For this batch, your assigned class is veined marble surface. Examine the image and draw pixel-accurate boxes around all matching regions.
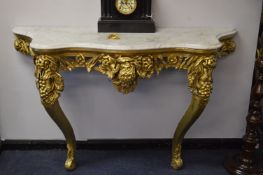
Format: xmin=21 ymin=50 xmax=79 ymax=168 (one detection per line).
xmin=13 ymin=27 xmax=237 ymax=51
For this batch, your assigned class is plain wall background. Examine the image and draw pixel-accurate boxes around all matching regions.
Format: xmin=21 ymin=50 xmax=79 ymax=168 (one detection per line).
xmin=0 ymin=0 xmax=262 ymax=140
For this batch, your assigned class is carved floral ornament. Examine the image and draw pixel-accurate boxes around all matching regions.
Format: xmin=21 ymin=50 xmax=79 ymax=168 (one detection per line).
xmin=15 ymin=37 xmax=235 ymax=105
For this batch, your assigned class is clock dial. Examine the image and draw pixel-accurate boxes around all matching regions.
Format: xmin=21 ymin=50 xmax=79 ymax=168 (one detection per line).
xmin=115 ymin=0 xmax=137 ymax=15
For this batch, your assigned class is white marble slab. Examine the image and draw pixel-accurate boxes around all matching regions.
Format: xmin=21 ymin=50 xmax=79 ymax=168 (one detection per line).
xmin=13 ymin=27 xmax=237 ymax=51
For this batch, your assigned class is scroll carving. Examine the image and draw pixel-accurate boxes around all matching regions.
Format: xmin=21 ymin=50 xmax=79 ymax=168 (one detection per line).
xmin=34 ymin=55 xmax=64 ymax=106
xmin=218 ymin=39 xmax=236 ymax=57
xmin=14 ymin=38 xmax=34 ymax=56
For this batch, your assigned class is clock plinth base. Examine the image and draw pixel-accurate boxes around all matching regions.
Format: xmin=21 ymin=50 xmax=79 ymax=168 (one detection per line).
xmin=98 ymin=18 xmax=155 ymax=33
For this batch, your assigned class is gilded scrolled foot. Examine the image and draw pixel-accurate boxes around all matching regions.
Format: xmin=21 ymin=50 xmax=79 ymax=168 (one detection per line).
xmin=171 ymin=144 xmax=183 ymax=170
xmin=65 ymin=157 xmax=76 ymax=171
xmin=64 ymin=143 xmax=76 ymax=171
xmin=171 ymin=158 xmax=183 ymax=170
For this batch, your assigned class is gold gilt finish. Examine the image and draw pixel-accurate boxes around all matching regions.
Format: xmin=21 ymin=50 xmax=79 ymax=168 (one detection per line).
xmin=218 ymin=39 xmax=236 ymax=57
xmin=34 ymin=55 xmax=76 ymax=170
xmin=34 ymin=55 xmax=64 ymax=106
xmin=59 ymin=53 xmax=217 ymax=95
xmin=14 ymin=37 xmax=34 ymax=56
xmin=44 ymin=101 xmax=76 ymax=170
xmin=14 ymin=36 xmax=236 ymax=171
xmin=107 ymin=33 xmax=121 ymax=40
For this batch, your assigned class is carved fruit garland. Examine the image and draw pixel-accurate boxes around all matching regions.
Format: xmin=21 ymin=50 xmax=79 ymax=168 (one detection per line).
xmin=34 ymin=55 xmax=64 ymax=105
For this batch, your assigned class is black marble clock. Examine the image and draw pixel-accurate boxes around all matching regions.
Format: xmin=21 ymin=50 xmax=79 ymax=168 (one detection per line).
xmin=98 ymin=0 xmax=155 ymax=33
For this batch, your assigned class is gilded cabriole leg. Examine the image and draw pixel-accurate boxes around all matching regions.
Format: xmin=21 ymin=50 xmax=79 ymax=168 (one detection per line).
xmin=34 ymin=55 xmax=76 ymax=171
xmin=171 ymin=55 xmax=216 ymax=170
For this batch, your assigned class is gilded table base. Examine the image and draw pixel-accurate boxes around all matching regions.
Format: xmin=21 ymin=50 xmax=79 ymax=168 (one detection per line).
xmin=15 ymin=36 xmax=236 ymax=171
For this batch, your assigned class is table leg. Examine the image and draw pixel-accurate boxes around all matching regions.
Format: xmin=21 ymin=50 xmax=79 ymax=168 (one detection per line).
xmin=171 ymin=55 xmax=216 ymax=170
xmin=34 ymin=55 xmax=76 ymax=170
xmin=44 ymin=101 xmax=76 ymax=170
xmin=171 ymin=96 xmax=209 ymax=169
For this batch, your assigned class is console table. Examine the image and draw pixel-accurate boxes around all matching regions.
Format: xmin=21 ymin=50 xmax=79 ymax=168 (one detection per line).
xmin=13 ymin=27 xmax=237 ymax=171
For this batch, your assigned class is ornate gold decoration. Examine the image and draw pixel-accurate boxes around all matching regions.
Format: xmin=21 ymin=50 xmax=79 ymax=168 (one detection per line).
xmin=14 ymin=35 xmax=236 ymax=171
xmin=34 ymin=55 xmax=64 ymax=106
xmin=84 ymin=54 xmax=160 ymax=94
xmin=14 ymin=38 xmax=34 ymax=56
xmin=14 ymin=37 xmax=220 ymax=96
xmin=60 ymin=53 xmax=216 ymax=95
xmin=218 ymin=39 xmax=236 ymax=57
xmin=108 ymin=33 xmax=120 ymax=40
xmin=187 ymin=55 xmax=216 ymax=101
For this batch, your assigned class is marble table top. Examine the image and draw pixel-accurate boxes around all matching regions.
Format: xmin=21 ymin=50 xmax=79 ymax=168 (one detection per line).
xmin=13 ymin=27 xmax=237 ymax=51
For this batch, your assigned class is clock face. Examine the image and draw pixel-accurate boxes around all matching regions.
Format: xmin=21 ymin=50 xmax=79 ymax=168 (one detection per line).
xmin=115 ymin=0 xmax=137 ymax=15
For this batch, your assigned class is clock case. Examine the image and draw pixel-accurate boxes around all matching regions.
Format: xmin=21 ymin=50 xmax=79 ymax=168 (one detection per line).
xmin=98 ymin=0 xmax=155 ymax=33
